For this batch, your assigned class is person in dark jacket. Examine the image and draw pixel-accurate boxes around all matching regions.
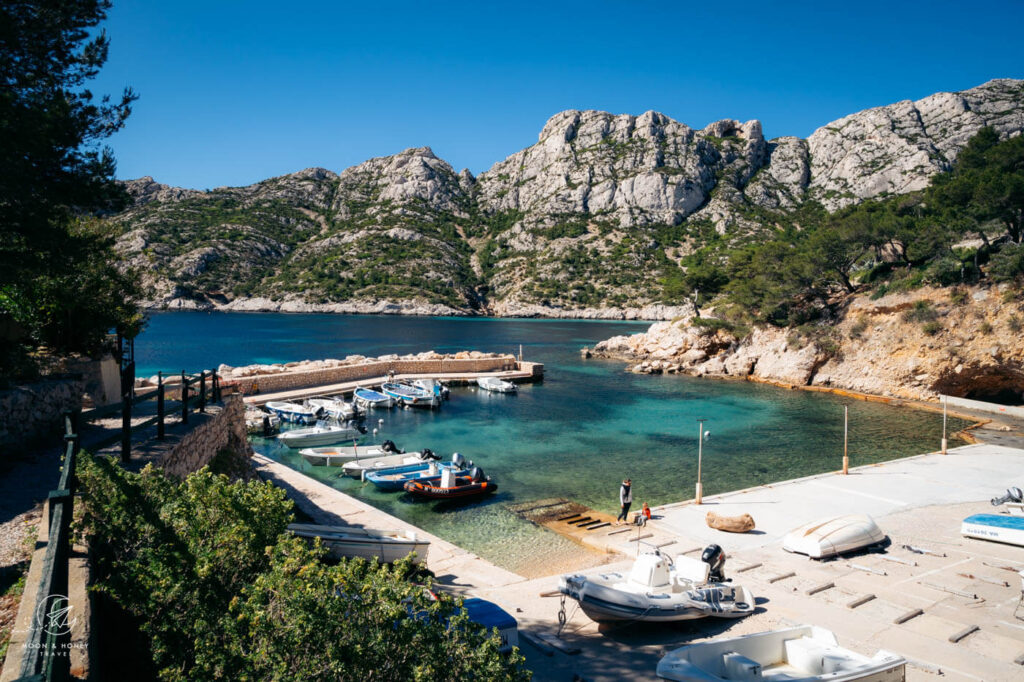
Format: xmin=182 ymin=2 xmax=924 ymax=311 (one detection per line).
xmin=616 ymin=478 xmax=632 ymax=523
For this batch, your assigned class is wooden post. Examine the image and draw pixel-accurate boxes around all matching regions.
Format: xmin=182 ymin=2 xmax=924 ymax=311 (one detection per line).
xmin=181 ymin=371 xmax=189 ymax=424
xmin=212 ymin=370 xmax=221 ymax=402
xmin=941 ymin=396 xmax=948 ymax=454
xmin=199 ymin=370 xmax=207 ymax=413
xmin=696 ymin=418 xmax=707 ymax=504
xmin=157 ymin=372 xmax=165 ymax=440
xmin=121 ymin=365 xmax=131 ymax=464
xmin=842 ymin=405 xmax=849 ymax=475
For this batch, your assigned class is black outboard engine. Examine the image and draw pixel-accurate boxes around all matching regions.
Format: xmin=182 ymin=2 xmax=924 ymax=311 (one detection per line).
xmin=421 ymin=448 xmax=440 ymax=461
xmin=357 ymin=423 xmax=368 ymax=434
xmin=992 ymin=487 xmax=1024 ymax=506
xmin=701 ymin=544 xmax=727 ymax=583
xmin=381 ymin=440 xmax=398 ymax=454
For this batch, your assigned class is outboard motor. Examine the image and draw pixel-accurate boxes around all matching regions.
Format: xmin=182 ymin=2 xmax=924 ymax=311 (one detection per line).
xmin=992 ymin=487 xmax=1024 ymax=506
xmin=381 ymin=440 xmax=398 ymax=453
xmin=422 ymin=448 xmax=440 ymax=461
xmin=452 ymin=452 xmax=466 ymax=469
xmin=357 ymin=423 xmax=368 ymax=434
xmin=470 ymin=466 xmax=485 ymax=483
xmin=701 ymin=544 xmax=727 ymax=583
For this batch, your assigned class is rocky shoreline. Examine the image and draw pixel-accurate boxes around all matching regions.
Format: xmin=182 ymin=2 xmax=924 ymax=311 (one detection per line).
xmin=584 ymin=285 xmax=1024 ymax=405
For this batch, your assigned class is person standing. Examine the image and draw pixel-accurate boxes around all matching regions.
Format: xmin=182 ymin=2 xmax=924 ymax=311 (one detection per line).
xmin=617 ymin=478 xmax=632 ymax=524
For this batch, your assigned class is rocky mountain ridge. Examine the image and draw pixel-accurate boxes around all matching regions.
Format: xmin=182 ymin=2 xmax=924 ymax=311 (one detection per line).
xmin=113 ymin=79 xmax=1024 ymax=317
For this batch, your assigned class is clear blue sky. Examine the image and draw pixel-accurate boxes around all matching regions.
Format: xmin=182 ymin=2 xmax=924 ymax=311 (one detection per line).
xmin=91 ymin=0 xmax=1024 ymax=190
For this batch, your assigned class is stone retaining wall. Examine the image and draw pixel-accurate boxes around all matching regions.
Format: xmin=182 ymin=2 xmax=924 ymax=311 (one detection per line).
xmin=231 ymin=356 xmax=518 ymax=395
xmin=159 ymin=394 xmax=251 ymax=478
xmin=0 ymin=375 xmax=84 ymax=452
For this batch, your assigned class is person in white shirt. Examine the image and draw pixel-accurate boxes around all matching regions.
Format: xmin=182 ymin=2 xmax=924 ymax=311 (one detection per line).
xmin=616 ymin=478 xmax=632 ymax=523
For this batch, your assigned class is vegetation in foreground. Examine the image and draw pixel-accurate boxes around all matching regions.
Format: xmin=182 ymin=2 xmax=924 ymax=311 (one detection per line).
xmin=74 ymin=454 xmax=530 ymax=681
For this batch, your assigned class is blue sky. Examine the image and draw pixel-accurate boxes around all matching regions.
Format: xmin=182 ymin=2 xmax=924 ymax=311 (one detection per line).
xmin=92 ymin=0 xmax=1024 ymax=189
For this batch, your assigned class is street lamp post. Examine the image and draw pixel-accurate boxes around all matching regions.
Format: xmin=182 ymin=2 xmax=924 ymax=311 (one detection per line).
xmin=696 ymin=418 xmax=707 ymax=504
xmin=942 ymin=395 xmax=948 ymax=455
xmin=843 ymin=405 xmax=849 ymax=475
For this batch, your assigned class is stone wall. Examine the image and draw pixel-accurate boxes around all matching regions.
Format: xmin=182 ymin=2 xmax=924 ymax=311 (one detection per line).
xmin=0 ymin=375 xmax=84 ymax=451
xmin=229 ymin=356 xmax=518 ymax=395
xmin=159 ymin=394 xmax=251 ymax=478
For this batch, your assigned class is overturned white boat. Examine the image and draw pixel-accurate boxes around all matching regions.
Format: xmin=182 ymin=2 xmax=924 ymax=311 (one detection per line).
xmin=656 ymin=625 xmax=905 ymax=681
xmin=287 ymin=523 xmax=428 ymax=564
xmin=783 ymin=514 xmax=887 ymax=559
xmin=308 ymin=397 xmax=357 ymax=421
xmin=558 ymin=545 xmax=755 ymax=623
xmin=299 ymin=440 xmax=403 ymax=466
xmin=477 ymin=376 xmax=517 ymax=393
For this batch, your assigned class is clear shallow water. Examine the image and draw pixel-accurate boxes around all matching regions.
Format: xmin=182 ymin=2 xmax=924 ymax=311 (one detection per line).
xmin=137 ymin=312 xmax=971 ymax=575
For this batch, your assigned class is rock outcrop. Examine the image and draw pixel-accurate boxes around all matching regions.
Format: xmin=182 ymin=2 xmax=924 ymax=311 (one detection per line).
xmin=112 ymin=79 xmax=1024 ymax=318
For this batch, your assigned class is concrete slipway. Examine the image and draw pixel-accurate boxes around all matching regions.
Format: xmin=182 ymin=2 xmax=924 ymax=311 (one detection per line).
xmin=254 ymin=443 xmax=1024 ymax=681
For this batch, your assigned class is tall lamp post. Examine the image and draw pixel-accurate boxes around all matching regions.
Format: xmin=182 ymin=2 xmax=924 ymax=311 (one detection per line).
xmin=696 ymin=418 xmax=707 ymax=504
xmin=842 ymin=405 xmax=849 ymax=475
xmin=941 ymin=395 xmax=948 ymax=455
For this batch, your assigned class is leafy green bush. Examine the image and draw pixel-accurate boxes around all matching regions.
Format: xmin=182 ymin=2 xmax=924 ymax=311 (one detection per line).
xmin=902 ymin=300 xmax=938 ymax=323
xmin=922 ymin=321 xmax=942 ymax=336
xmin=988 ymin=243 xmax=1024 ymax=283
xmin=75 ymin=455 xmax=528 ymax=681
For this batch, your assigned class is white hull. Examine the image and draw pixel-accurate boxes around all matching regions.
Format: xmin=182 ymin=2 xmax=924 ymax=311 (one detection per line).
xmin=299 ymin=445 xmax=394 ymax=466
xmin=288 ymin=523 xmax=428 ymax=564
xmin=961 ymin=514 xmax=1024 ymax=547
xmin=353 ymin=388 xmax=394 ymax=409
xmin=342 ymin=452 xmax=428 ymax=478
xmin=657 ymin=625 xmax=905 ymax=681
xmin=277 ymin=426 xmax=362 ymax=448
xmin=265 ymin=401 xmax=318 ymax=425
xmin=308 ymin=398 xmax=356 ymax=420
xmin=477 ymin=377 xmax=517 ymax=393
xmin=783 ymin=514 xmax=886 ymax=559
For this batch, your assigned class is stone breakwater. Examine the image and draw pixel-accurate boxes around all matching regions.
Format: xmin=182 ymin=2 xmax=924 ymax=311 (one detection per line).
xmin=585 ymin=285 xmax=1024 ymax=404
xmin=160 ymin=394 xmax=252 ymax=479
xmin=141 ymin=352 xmax=524 ymax=396
xmin=0 ymin=376 xmax=84 ymax=451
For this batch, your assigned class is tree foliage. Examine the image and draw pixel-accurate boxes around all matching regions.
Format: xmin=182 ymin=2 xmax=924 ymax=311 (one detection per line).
xmin=75 ymin=455 xmax=530 ymax=681
xmin=0 ymin=0 xmax=141 ymax=375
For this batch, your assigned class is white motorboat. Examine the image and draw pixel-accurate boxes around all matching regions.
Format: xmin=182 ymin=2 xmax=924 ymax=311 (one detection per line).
xmin=411 ymin=378 xmax=449 ymax=400
xmin=342 ymin=449 xmax=437 ymax=479
xmin=558 ymin=545 xmax=755 ymax=623
xmin=381 ymin=382 xmax=439 ymax=408
xmin=277 ymin=424 xmax=364 ymax=448
xmin=308 ymin=397 xmax=357 ymax=421
xmin=245 ymin=409 xmax=280 ymax=435
xmin=477 ymin=376 xmax=517 ymax=393
xmin=299 ymin=440 xmax=403 ymax=466
xmin=353 ymin=386 xmax=394 ymax=409
xmin=783 ymin=514 xmax=887 ymax=559
xmin=287 ymin=523 xmax=428 ymax=564
xmin=265 ymin=400 xmax=318 ymax=425
xmin=961 ymin=513 xmax=1024 ymax=547
xmin=656 ymin=625 xmax=905 ymax=681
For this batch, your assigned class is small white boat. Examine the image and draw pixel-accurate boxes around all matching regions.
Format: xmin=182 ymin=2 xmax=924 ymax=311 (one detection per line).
xmin=265 ymin=401 xmax=318 ymax=425
xmin=961 ymin=513 xmax=1024 ymax=547
xmin=411 ymin=378 xmax=449 ymax=400
xmin=245 ymin=409 xmax=280 ymax=435
xmin=299 ymin=440 xmax=402 ymax=466
xmin=558 ymin=546 xmax=755 ymax=623
xmin=477 ymin=376 xmax=517 ymax=393
xmin=656 ymin=625 xmax=905 ymax=681
xmin=342 ymin=450 xmax=436 ymax=479
xmin=277 ymin=424 xmax=364 ymax=448
xmin=287 ymin=523 xmax=428 ymax=564
xmin=353 ymin=386 xmax=394 ymax=409
xmin=381 ymin=382 xmax=439 ymax=408
xmin=783 ymin=514 xmax=887 ymax=559
xmin=308 ymin=397 xmax=357 ymax=421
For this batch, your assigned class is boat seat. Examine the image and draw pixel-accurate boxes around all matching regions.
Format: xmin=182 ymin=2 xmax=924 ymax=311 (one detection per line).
xmin=674 ymin=555 xmax=710 ymax=585
xmin=722 ymin=651 xmax=762 ymax=678
xmin=783 ymin=636 xmax=838 ymax=675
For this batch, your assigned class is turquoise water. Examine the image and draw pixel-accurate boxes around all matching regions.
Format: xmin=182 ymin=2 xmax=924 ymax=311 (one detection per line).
xmin=137 ymin=312 xmax=971 ymax=575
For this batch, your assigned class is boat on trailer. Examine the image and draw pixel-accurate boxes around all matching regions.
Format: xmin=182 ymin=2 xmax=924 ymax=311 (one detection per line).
xmin=656 ymin=625 xmax=905 ymax=681
xmin=558 ymin=545 xmax=755 ymax=624
xmin=477 ymin=376 xmax=517 ymax=393
xmin=299 ymin=440 xmax=402 ymax=466
xmin=353 ymin=387 xmax=394 ymax=409
xmin=265 ymin=401 xmax=318 ymax=425
xmin=308 ymin=397 xmax=357 ymax=421
xmin=287 ymin=523 xmax=428 ymax=564
xmin=277 ymin=424 xmax=364 ymax=448
xmin=381 ymin=382 xmax=439 ymax=408
xmin=961 ymin=513 xmax=1024 ymax=547
xmin=783 ymin=514 xmax=887 ymax=559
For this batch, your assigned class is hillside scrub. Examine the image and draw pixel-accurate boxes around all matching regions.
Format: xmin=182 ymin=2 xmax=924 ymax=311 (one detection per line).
xmin=75 ymin=454 xmax=530 ymax=681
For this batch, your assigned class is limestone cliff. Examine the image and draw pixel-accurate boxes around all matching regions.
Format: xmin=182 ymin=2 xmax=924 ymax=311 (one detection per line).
xmin=113 ymin=79 xmax=1024 ymax=318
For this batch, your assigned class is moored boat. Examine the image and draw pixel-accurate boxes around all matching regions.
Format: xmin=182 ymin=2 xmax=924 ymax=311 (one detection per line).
xmin=342 ymin=450 xmax=437 ymax=479
xmin=308 ymin=397 xmax=357 ymax=421
xmin=783 ymin=514 xmax=887 ymax=559
xmin=961 ymin=513 xmax=1024 ymax=547
xmin=476 ymin=376 xmax=517 ymax=393
xmin=558 ymin=545 xmax=755 ymax=624
xmin=656 ymin=625 xmax=906 ymax=681
xmin=287 ymin=523 xmax=428 ymax=564
xmin=299 ymin=440 xmax=402 ymax=466
xmin=265 ymin=400 xmax=318 ymax=425
xmin=411 ymin=378 xmax=449 ymax=400
xmin=245 ymin=409 xmax=280 ymax=435
xmin=364 ymin=453 xmax=469 ymax=491
xmin=277 ymin=424 xmax=364 ymax=448
xmin=381 ymin=382 xmax=439 ymax=408
xmin=353 ymin=386 xmax=394 ymax=409
xmin=404 ymin=466 xmax=498 ymax=500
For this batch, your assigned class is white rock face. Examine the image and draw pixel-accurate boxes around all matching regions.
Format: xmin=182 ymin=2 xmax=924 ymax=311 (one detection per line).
xmin=332 ymin=147 xmax=467 ymax=216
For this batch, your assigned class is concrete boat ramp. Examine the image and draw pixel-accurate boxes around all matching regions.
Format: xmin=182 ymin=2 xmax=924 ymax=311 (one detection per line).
xmin=252 ymin=444 xmax=1024 ymax=681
